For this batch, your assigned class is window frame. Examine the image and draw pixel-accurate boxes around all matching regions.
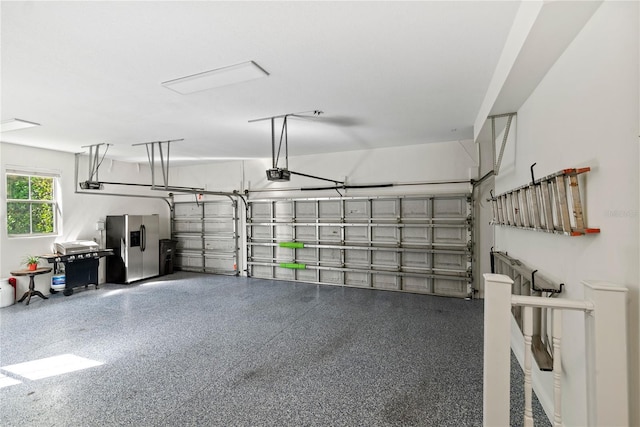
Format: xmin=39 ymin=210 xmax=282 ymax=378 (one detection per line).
xmin=5 ymin=171 xmax=60 ymax=238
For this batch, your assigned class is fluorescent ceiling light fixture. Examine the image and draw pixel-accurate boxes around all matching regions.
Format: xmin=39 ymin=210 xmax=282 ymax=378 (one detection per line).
xmin=162 ymin=61 xmax=269 ymax=94
xmin=0 ymin=373 xmax=22 ymax=389
xmin=2 ymin=354 xmax=103 ymax=380
xmin=1 ymin=118 xmax=40 ymax=132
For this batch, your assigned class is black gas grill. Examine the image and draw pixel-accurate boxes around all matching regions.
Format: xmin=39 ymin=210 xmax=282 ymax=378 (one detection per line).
xmin=40 ymin=241 xmax=112 ymax=296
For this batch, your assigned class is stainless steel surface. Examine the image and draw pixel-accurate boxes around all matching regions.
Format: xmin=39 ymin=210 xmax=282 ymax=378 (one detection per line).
xmin=54 ymin=240 xmax=99 ymax=255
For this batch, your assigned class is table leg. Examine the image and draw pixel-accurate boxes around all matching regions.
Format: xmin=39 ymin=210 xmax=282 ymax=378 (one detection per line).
xmin=19 ymin=275 xmax=48 ymax=305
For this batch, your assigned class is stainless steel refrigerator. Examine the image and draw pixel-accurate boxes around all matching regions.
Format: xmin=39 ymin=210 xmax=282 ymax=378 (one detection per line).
xmin=106 ymin=214 xmax=159 ymax=283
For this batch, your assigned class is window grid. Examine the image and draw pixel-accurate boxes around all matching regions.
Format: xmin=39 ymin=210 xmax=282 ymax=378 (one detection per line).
xmin=6 ymin=173 xmax=58 ymax=236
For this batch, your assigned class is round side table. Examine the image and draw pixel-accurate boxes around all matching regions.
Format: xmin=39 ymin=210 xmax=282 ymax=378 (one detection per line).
xmin=10 ymin=267 xmax=53 ymax=305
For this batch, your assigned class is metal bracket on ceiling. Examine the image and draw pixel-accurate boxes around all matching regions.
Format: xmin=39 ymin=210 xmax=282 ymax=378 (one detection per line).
xmin=247 ymin=110 xmax=345 ymax=185
xmin=80 ymin=143 xmax=112 ymax=183
xmin=248 ymin=110 xmax=324 ymax=170
xmin=489 ymin=112 xmax=516 ymax=176
xmin=132 ymin=139 xmax=184 ymax=189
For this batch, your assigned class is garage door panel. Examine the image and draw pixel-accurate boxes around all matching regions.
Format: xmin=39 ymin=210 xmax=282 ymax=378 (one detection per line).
xmin=295 ymin=225 xmax=316 ymax=240
xmin=345 ymin=249 xmax=369 ymax=266
xmin=274 ymin=201 xmax=293 ymax=220
xmin=433 ymin=227 xmax=466 ymax=245
xmin=251 ymin=265 xmax=273 ymax=279
xmin=372 ymin=251 xmax=398 ymax=267
xmin=296 ymin=248 xmax=317 ymax=262
xmin=275 ymin=246 xmax=293 ymax=261
xmin=174 ymin=203 xmax=201 ymax=218
xmin=319 ymin=201 xmax=341 ymax=220
xmin=372 ymin=199 xmax=399 ymax=219
xmin=174 ymin=222 xmax=202 ymax=233
xmin=250 ymin=202 xmax=272 ymax=219
xmin=345 ymin=200 xmax=369 ymax=220
xmin=372 ymin=227 xmax=398 ymax=243
xmin=204 ymin=203 xmax=234 ymax=217
xmin=319 ymin=248 xmax=340 ymax=263
xmin=345 ymin=227 xmax=368 ymax=242
xmin=434 ymin=278 xmax=468 ymax=298
xmin=295 ymin=201 xmax=317 ymax=219
xmin=401 ymin=227 xmax=430 ymax=244
xmin=176 ymin=254 xmax=203 ymax=269
xmin=403 ymin=276 xmax=431 ymax=293
xmin=320 ymin=270 xmax=342 ymax=284
xmin=176 ymin=237 xmax=201 ymax=251
xmin=345 ymin=272 xmax=369 ymax=287
xmin=401 ymin=199 xmax=430 ymax=218
xmin=204 ymin=239 xmax=235 ymax=252
xmin=204 ymin=221 xmax=234 ymax=233
xmin=205 ymin=256 xmax=235 ymax=272
xmin=250 ymin=225 xmax=272 ymax=240
xmin=275 ymin=267 xmax=295 ymax=280
xmin=433 ymin=198 xmax=467 ymax=218
xmin=373 ymin=274 xmax=399 ymax=290
xmin=319 ymin=226 xmax=341 ymax=241
xmin=434 ymin=253 xmax=467 ymax=271
xmin=250 ymin=245 xmax=272 ymax=259
xmin=403 ymin=252 xmax=432 ymax=268
xmin=296 ymin=269 xmax=317 ymax=282
xmin=274 ymin=225 xmax=293 ymax=241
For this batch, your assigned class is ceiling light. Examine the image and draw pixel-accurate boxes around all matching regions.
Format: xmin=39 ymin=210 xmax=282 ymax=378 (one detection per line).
xmin=0 ymin=118 xmax=40 ymax=132
xmin=162 ymin=61 xmax=269 ymax=94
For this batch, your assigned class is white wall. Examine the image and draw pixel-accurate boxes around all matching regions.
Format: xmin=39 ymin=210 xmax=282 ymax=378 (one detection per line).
xmin=494 ymin=2 xmax=639 ymax=425
xmin=0 ymin=142 xmax=172 ymax=297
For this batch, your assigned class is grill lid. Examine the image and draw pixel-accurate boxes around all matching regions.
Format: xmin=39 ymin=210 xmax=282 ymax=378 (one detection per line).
xmin=55 ymin=240 xmax=99 ymax=255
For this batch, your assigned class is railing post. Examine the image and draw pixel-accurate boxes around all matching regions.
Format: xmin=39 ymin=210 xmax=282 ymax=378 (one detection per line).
xmin=483 ymin=273 xmax=514 ymax=427
xmin=583 ymin=280 xmax=629 ymax=426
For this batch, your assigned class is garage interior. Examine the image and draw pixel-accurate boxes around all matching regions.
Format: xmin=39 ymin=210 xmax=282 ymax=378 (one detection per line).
xmin=0 ymin=1 xmax=638 ymax=426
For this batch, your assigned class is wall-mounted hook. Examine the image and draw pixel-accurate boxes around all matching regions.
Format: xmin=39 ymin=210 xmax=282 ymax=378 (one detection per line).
xmin=531 ymin=269 xmax=563 ymax=294
xmin=530 ymin=163 xmax=538 ymax=185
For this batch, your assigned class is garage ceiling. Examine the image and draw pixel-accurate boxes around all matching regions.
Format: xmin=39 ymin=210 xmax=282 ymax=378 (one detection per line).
xmin=1 ymin=1 xmax=520 ymax=164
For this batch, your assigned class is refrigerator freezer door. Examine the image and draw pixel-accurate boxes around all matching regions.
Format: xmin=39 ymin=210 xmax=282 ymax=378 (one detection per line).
xmin=142 ymin=215 xmax=160 ymax=279
xmin=125 ymin=215 xmax=144 ymax=283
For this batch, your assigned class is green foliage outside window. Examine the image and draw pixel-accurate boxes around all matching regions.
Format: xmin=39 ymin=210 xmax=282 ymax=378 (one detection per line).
xmin=6 ymin=174 xmax=56 ymax=236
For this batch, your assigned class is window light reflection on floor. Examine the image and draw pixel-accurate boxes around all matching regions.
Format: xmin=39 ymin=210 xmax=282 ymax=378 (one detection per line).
xmin=0 ymin=373 xmax=22 ymax=388
xmin=1 ymin=354 xmax=103 ymax=380
xmin=100 ymin=289 xmax=127 ymax=297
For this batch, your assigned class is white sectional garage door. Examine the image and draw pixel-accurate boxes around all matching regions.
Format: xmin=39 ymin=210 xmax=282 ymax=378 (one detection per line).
xmin=246 ymin=195 xmax=473 ymax=298
xmin=172 ymin=200 xmax=239 ymax=275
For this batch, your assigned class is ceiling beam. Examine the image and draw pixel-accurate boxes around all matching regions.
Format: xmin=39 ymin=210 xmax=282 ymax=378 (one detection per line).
xmin=474 ymin=0 xmax=603 ymax=142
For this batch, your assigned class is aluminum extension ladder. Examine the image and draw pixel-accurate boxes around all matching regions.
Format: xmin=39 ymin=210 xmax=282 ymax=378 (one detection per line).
xmin=489 ymin=166 xmax=600 ymax=236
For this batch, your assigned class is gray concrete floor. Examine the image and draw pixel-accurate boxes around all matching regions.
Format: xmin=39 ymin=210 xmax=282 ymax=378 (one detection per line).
xmin=0 ymin=272 xmax=548 ymax=426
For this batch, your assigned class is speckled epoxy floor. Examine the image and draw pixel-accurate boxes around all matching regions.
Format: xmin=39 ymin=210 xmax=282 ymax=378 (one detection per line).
xmin=0 ymin=272 xmax=549 ymax=426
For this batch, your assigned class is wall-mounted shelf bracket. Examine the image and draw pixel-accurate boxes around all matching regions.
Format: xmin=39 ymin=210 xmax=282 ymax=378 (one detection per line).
xmin=489 ymin=112 xmax=516 ymax=176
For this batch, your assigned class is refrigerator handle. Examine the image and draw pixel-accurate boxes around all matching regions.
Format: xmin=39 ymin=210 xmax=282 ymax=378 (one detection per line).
xmin=141 ymin=224 xmax=146 ymax=252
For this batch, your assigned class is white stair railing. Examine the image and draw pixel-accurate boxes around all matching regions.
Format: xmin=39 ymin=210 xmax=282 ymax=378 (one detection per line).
xmin=483 ymin=273 xmax=629 ymax=427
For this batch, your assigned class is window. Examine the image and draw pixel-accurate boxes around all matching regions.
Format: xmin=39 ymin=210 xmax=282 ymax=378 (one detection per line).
xmin=6 ymin=173 xmax=58 ymax=236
